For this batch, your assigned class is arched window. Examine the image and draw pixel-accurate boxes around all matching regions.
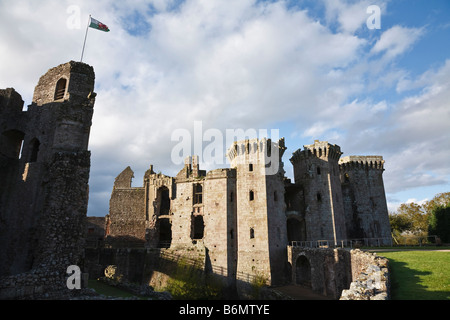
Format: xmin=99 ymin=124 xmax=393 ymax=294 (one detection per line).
xmin=249 ymin=190 xmax=254 ymax=201
xmin=250 ymin=228 xmax=255 ymax=239
xmin=54 ymin=78 xmax=67 ymax=100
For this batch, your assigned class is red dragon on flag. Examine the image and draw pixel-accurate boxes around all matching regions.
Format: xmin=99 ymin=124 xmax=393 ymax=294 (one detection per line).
xmin=89 ymin=17 xmax=110 ymax=32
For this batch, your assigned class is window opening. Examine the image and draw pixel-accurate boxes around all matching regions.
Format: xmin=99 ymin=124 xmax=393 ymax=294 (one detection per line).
xmin=191 ymin=215 xmax=204 ymax=239
xmin=194 ymin=183 xmax=203 ymax=204
xmin=158 ymin=186 xmax=170 ymax=215
xmin=54 ymin=78 xmax=67 ymax=100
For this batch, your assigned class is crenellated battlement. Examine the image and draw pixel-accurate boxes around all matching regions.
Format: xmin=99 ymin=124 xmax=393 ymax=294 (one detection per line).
xmin=290 ymin=140 xmax=342 ymax=164
xmin=226 ymin=137 xmax=286 ymax=165
xmin=339 ymin=156 xmax=385 ymax=170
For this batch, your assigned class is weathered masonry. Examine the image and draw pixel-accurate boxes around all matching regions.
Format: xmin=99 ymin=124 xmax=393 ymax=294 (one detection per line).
xmin=0 ymin=61 xmax=96 ymax=299
xmin=104 ymin=138 xmax=391 ymax=287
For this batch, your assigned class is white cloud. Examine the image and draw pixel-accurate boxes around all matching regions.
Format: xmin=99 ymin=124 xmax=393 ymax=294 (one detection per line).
xmin=371 ymin=25 xmax=424 ymax=60
xmin=1 ymin=0 xmax=448 ymax=216
xmin=322 ymin=0 xmax=386 ymax=33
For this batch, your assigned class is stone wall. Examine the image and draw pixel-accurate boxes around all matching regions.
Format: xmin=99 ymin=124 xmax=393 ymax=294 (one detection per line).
xmin=288 ymin=247 xmax=390 ymax=300
xmin=340 ymin=249 xmax=390 ymax=300
xmin=0 ymin=151 xmax=92 ymax=299
xmin=108 ymin=188 xmax=146 ymax=241
xmin=84 ymin=246 xmax=208 ymax=290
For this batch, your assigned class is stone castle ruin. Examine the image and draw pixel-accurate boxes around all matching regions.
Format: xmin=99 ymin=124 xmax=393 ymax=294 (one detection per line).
xmin=0 ymin=60 xmax=391 ymax=299
xmin=102 ymin=137 xmax=391 ymax=288
xmin=0 ymin=61 xmax=95 ymax=299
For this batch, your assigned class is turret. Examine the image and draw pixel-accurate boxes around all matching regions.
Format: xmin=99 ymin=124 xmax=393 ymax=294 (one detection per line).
xmin=339 ymin=156 xmax=391 ymax=244
xmin=0 ymin=61 xmax=95 ymax=297
xmin=290 ymin=140 xmax=347 ymax=244
xmin=226 ymin=138 xmax=287 ymax=285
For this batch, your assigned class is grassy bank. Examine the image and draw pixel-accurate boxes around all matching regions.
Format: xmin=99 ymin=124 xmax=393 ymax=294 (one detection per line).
xmin=378 ymin=250 xmax=450 ymax=300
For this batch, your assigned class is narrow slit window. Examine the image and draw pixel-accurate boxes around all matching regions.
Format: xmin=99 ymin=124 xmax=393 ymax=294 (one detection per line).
xmin=249 ymin=190 xmax=254 ymax=201
xmin=317 ymin=193 xmax=322 ymax=202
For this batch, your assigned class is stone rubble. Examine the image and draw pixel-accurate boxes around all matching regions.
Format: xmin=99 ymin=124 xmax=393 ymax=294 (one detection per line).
xmin=340 ymin=250 xmax=390 ymax=300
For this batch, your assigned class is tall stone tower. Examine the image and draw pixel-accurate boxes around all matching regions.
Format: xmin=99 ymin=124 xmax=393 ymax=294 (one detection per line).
xmin=290 ymin=140 xmax=346 ymax=244
xmin=0 ymin=61 xmax=95 ymax=298
xmin=227 ymin=138 xmax=287 ymax=285
xmin=339 ymin=156 xmax=391 ymax=244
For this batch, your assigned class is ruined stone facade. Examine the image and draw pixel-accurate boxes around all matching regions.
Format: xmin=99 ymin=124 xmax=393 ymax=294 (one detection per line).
xmin=0 ymin=61 xmax=95 ymax=299
xmin=105 ymin=138 xmax=391 ymax=286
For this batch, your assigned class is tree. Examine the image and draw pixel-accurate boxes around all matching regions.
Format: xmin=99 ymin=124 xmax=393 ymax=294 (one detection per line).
xmin=389 ymin=211 xmax=412 ymax=233
xmin=423 ymin=192 xmax=450 ymax=215
xmin=394 ymin=202 xmax=429 ymax=235
xmin=428 ymin=205 xmax=450 ymax=243
xmin=389 ymin=192 xmax=450 ymax=242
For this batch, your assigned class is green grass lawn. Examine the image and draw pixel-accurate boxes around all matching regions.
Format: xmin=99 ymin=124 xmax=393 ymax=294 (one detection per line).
xmin=378 ymin=251 xmax=450 ymax=300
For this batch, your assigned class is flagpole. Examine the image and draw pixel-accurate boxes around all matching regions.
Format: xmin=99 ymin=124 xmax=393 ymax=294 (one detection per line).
xmin=80 ymin=15 xmax=91 ymax=62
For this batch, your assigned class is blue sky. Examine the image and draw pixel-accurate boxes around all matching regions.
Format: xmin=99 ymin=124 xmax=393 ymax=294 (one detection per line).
xmin=0 ymin=0 xmax=449 ymax=216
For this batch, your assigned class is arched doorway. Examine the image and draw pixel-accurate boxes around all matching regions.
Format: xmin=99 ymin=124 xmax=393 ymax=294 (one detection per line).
xmin=296 ymin=255 xmax=312 ymax=288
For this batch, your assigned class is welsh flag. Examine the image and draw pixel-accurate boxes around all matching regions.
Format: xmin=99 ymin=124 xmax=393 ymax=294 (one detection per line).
xmin=89 ymin=17 xmax=110 ymax=32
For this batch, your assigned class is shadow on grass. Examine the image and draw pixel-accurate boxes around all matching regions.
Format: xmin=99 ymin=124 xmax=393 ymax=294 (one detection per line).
xmin=388 ymin=258 xmax=449 ymax=300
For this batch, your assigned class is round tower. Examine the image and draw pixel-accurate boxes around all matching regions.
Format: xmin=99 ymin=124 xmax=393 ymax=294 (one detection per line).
xmin=339 ymin=156 xmax=391 ymax=244
xmin=30 ymin=61 xmax=96 ymax=157
xmin=290 ymin=140 xmax=347 ymax=244
xmin=226 ymin=138 xmax=288 ymax=285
